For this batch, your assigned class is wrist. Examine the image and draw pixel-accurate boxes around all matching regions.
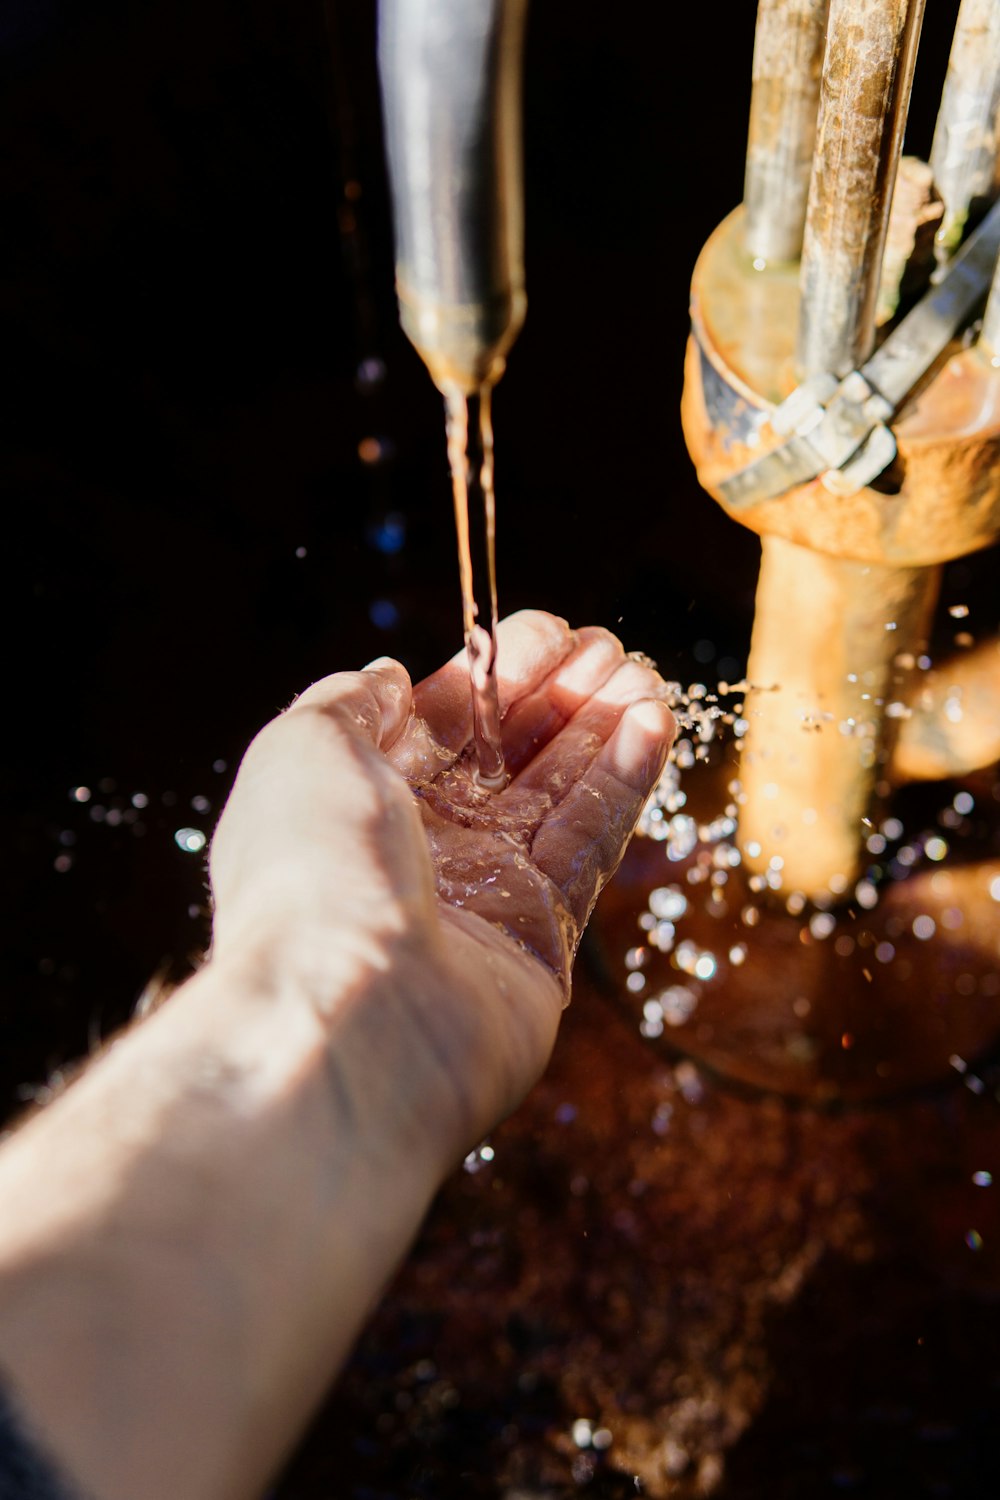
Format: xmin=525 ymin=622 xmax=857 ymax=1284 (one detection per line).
xmin=201 ymin=919 xmax=469 ymax=1180
xmin=0 ymin=934 xmax=459 ymax=1500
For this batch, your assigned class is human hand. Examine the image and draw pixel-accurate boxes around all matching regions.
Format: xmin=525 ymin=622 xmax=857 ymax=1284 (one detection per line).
xmin=209 ymin=610 xmax=675 ymax=1154
xmin=0 ymin=613 xmax=675 ymax=1500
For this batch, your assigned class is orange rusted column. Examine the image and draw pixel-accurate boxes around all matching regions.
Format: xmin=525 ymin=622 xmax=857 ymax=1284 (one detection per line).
xmin=682 ymin=208 xmax=1000 ymax=900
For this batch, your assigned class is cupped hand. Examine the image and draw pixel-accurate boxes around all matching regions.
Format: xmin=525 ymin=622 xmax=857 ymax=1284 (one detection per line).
xmin=209 ymin=611 xmax=675 ymax=1151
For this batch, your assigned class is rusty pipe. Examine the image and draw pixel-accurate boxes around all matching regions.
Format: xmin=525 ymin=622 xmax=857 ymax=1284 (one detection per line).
xmin=930 ymin=0 xmax=1000 ymax=258
xmin=743 ymin=0 xmax=830 ymax=265
xmin=737 ymin=537 xmax=938 ymax=896
xmin=894 ymin=636 xmax=1000 ymax=782
xmin=797 ymin=0 xmax=926 ymax=378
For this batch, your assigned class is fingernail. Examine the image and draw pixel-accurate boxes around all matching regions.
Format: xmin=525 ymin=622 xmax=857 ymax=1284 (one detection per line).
xmin=627 ymin=698 xmax=677 ymax=780
xmin=631 ymin=696 xmax=676 ymax=741
xmin=362 ymin=655 xmax=397 ymax=672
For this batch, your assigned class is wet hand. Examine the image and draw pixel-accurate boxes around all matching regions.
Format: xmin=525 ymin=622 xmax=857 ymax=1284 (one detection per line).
xmin=209 ymin=611 xmax=675 ymax=1149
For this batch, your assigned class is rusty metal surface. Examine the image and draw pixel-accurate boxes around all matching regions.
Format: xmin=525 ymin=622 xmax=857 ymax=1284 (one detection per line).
xmin=797 ymin=0 xmax=927 ymax=378
xmin=736 ymin=536 xmax=939 ymax=895
xmin=895 ymin=635 xmax=1000 ymax=782
xmin=684 ymin=209 xmax=1000 ymax=568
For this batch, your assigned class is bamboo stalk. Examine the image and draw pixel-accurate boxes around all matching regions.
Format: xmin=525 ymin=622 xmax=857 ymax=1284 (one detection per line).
xmin=977 ymin=245 xmax=1000 ymax=356
xmin=797 ymin=0 xmax=926 ymax=378
xmin=930 ymin=0 xmax=1000 ymax=257
xmin=743 ymin=0 xmax=830 ymax=264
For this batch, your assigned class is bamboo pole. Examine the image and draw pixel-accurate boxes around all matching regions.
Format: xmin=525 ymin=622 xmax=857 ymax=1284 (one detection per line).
xmin=797 ymin=0 xmax=926 ymax=378
xmin=978 ymin=247 xmax=1000 ymax=356
xmin=930 ymin=0 xmax=1000 ymax=257
xmin=743 ymin=0 xmax=830 ymax=264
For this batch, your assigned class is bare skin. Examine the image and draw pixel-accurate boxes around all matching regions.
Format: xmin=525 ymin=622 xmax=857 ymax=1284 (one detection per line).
xmin=0 ymin=610 xmax=674 ymax=1500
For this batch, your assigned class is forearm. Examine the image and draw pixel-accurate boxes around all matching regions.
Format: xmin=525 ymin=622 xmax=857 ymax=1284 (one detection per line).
xmin=0 ymin=943 xmax=451 ymax=1500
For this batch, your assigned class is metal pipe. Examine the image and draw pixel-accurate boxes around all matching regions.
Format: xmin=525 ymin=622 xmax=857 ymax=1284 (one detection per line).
xmin=377 ymin=0 xmax=529 ymax=394
xmin=930 ymin=0 xmax=1000 ymax=258
xmin=743 ymin=0 xmax=830 ymax=265
xmin=797 ymin=0 xmax=926 ymax=379
xmin=738 ymin=536 xmax=939 ymax=899
xmin=893 ymin=635 xmax=1000 ymax=783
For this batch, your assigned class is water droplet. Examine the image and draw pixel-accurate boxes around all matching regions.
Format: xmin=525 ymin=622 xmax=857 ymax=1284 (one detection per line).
xmin=358 ymin=435 xmax=395 ymax=466
xmin=70 ymin=786 xmax=91 ymax=803
xmin=953 ymin=791 xmax=974 ymax=816
xmin=949 ymin=604 xmax=969 ymax=619
xmin=855 ymin=880 xmax=878 ymax=910
xmin=367 ymin=511 xmax=407 ymax=555
xmin=973 ymin=1171 xmax=992 ymax=1187
xmin=965 ymin=1229 xmax=983 ymax=1251
xmin=912 ymin=915 xmax=936 ymax=941
xmin=369 ymin=598 xmax=399 ymax=630
xmin=355 ymin=355 xmax=387 ymax=392
xmin=661 ymin=985 xmax=698 ymax=1025
xmin=649 ymin=886 xmax=687 ymax=921
xmin=174 ymin=827 xmax=206 ymax=854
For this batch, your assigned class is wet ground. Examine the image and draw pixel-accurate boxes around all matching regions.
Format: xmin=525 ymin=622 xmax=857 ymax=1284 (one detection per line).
xmin=283 ymin=959 xmax=1000 ymax=1499
xmin=5 ymin=1 xmax=1000 ymax=1496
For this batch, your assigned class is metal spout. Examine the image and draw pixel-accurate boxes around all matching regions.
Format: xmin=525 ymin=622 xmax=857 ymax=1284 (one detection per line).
xmin=377 ymin=0 xmax=528 ymax=395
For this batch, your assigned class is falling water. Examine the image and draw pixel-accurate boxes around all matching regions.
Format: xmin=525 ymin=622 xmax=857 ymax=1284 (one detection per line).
xmin=443 ymin=383 xmax=507 ymax=789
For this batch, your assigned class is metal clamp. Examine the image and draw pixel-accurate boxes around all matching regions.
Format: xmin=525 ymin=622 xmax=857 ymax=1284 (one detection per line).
xmin=719 ymin=194 xmax=1000 ymax=509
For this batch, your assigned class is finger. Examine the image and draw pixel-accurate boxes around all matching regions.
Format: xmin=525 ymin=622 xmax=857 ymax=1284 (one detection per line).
xmin=411 ymin=610 xmax=577 ymax=756
xmin=511 ymin=655 xmax=672 ymax=800
xmin=499 ymin=626 xmax=626 ymax=776
xmin=531 ymin=698 xmax=675 ymax=933
xmin=286 ymin=657 xmax=413 ymax=750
